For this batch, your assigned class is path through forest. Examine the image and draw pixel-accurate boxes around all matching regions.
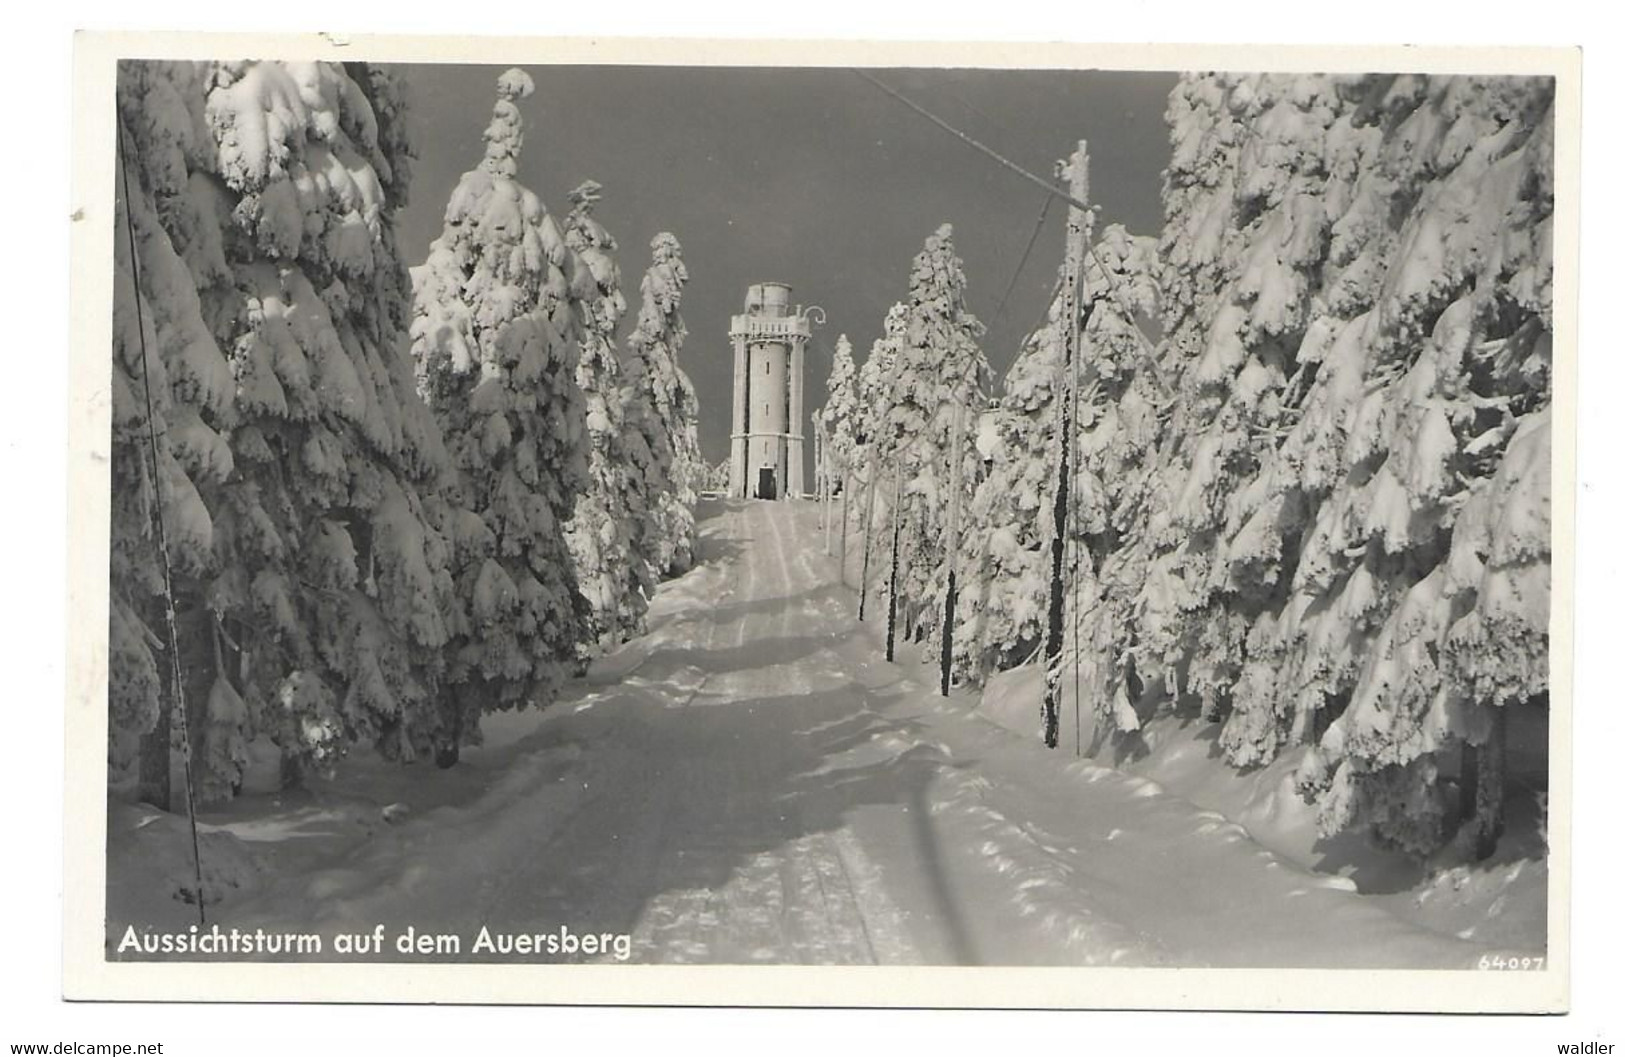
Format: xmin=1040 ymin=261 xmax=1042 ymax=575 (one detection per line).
xmin=187 ymin=499 xmax=1494 ymax=967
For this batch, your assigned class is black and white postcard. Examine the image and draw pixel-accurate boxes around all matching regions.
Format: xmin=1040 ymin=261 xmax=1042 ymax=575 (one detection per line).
xmin=64 ymin=33 xmax=1577 ymax=1011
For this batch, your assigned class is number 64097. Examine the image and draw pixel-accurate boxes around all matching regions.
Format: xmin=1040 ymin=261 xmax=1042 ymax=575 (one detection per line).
xmin=1477 ymin=954 xmax=1545 ymax=970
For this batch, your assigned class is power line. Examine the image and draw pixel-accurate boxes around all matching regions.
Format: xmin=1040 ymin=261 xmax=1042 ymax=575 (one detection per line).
xmin=989 ymin=194 xmax=1055 ymax=332
xmin=939 ymin=81 xmax=1002 ymax=132
xmin=852 ymin=69 xmax=1171 ymax=396
xmin=851 ymin=70 xmax=1093 ymax=214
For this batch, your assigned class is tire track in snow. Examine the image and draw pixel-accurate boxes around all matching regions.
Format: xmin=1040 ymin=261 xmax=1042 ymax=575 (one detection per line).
xmin=624 ymin=502 xmax=921 ymax=965
xmin=757 ymin=502 xmax=921 ymax=964
xmin=617 ymin=506 xmax=757 ymax=960
xmin=478 ymin=506 xmax=750 ymax=953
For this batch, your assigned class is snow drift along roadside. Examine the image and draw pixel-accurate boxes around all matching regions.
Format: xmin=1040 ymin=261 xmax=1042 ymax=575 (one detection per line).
xmin=974 ymin=665 xmax=1546 ymax=952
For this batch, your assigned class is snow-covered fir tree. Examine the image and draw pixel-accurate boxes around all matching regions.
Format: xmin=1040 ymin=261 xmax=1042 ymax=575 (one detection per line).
xmin=623 ymin=232 xmax=701 ymax=578
xmin=1285 ymin=75 xmax=1555 ymax=856
xmin=111 ymin=60 xmax=461 ymax=798
xmin=560 ymin=179 xmax=657 ymax=653
xmin=706 ymin=457 xmax=731 ymax=494
xmin=111 ymin=63 xmax=237 ymax=802
xmin=857 ymin=305 xmax=907 ymax=451
xmin=816 ymin=334 xmax=861 ymax=495
xmin=954 ymin=223 xmax=1163 ymax=693
xmin=849 ymin=303 xmax=908 ymax=613
xmin=1074 ymin=73 xmax=1555 ymax=856
xmin=884 ymin=225 xmax=990 ymax=658
xmin=938 ymin=76 xmax=1550 ymax=860
xmin=410 ymin=68 xmax=594 ymax=763
xmin=1137 ymin=73 xmax=1356 ymax=759
xmin=957 ymin=322 xmax=1060 ymax=681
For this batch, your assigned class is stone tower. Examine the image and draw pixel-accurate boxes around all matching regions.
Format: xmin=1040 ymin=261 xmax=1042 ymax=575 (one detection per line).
xmin=729 ymin=282 xmax=811 ymax=500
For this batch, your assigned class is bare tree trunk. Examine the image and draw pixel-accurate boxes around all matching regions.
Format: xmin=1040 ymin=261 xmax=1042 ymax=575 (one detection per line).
xmin=434 ymin=703 xmax=465 ymax=770
xmin=1459 ymin=736 xmax=1480 ymax=829
xmin=137 ymin=696 xmax=172 ymax=811
xmin=279 ymin=748 xmax=304 ymax=791
xmin=1470 ymin=707 xmax=1508 ymax=861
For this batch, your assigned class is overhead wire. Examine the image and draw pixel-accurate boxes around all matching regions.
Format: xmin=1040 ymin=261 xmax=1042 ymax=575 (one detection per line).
xmin=989 ymin=194 xmax=1055 ymax=333
xmin=852 ymin=68 xmax=1173 ymax=396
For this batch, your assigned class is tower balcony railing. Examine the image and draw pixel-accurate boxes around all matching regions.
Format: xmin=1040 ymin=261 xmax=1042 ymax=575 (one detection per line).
xmin=729 ymin=314 xmax=813 ymax=340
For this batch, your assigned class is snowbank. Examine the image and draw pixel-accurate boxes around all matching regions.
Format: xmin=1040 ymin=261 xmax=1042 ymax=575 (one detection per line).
xmin=106 ymin=800 xmax=267 ymax=939
xmin=974 ymin=665 xmax=1546 ymax=950
xmin=978 ymin=668 xmax=1329 ymax=868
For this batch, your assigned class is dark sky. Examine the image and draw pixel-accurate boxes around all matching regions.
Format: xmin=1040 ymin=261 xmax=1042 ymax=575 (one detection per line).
xmin=392 ymin=64 xmax=1178 ymax=469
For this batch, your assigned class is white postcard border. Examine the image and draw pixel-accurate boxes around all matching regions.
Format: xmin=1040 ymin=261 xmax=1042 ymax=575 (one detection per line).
xmin=64 ymin=31 xmax=1580 ymax=1011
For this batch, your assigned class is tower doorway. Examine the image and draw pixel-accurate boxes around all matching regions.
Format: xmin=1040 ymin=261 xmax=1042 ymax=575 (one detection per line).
xmin=757 ymin=467 xmax=777 ymax=500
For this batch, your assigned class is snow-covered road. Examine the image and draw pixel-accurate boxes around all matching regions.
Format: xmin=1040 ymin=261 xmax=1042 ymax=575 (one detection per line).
xmin=204 ymin=498 xmax=1492 ymax=968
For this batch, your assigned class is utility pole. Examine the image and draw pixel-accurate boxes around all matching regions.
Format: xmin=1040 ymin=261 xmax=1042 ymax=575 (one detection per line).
xmin=812 ymin=412 xmax=822 ymax=514
xmin=824 ymin=464 xmax=834 ymax=554
xmin=838 ymin=468 xmax=851 ymax=587
xmin=815 ymin=413 xmax=831 ymax=554
xmin=940 ymin=396 xmax=967 ymax=696
xmin=885 ymin=450 xmax=906 ymax=662
xmin=1042 ymin=141 xmax=1092 ymax=750
xmin=858 ymin=453 xmax=879 ymax=619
